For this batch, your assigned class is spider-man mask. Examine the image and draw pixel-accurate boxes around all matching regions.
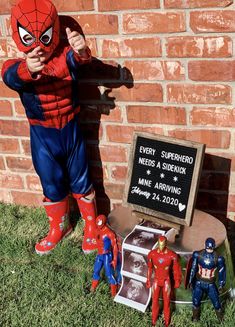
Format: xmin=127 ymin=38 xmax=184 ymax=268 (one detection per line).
xmin=96 ymin=215 xmax=107 ymax=229
xmin=11 ymin=0 xmax=60 ymax=53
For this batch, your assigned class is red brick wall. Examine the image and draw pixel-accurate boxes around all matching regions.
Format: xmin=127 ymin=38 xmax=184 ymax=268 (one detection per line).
xmin=0 ymin=0 xmax=235 ymax=221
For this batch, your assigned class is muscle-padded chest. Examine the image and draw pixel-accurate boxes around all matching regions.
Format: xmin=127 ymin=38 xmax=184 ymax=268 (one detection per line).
xmin=153 ymin=254 xmax=172 ymax=270
xmin=20 ymin=48 xmax=80 ymax=128
xmin=198 ymin=252 xmax=217 ymax=270
xmin=97 ymin=233 xmax=112 ymax=253
xmin=34 ymin=54 xmax=73 ymax=109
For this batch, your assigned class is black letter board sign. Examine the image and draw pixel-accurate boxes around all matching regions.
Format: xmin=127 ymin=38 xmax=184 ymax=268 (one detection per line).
xmin=124 ymin=132 xmax=205 ymax=226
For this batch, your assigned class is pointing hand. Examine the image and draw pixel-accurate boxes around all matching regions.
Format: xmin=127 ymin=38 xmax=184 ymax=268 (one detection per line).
xmin=66 ymin=27 xmax=87 ymax=55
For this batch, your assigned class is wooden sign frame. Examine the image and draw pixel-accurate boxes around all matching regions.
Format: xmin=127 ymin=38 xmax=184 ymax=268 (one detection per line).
xmin=123 ymin=132 xmax=205 ymax=227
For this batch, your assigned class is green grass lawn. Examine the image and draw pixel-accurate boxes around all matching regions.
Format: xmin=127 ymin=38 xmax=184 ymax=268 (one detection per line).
xmin=0 ymin=202 xmax=234 ymax=327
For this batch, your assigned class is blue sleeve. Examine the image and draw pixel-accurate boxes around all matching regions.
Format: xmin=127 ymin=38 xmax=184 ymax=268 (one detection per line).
xmin=189 ymin=251 xmax=199 ymax=284
xmin=66 ymin=47 xmax=91 ymax=80
xmin=66 ymin=49 xmax=81 ymax=80
xmin=217 ymin=256 xmax=226 ymax=287
xmin=2 ymin=61 xmax=25 ymax=91
xmin=103 ymin=236 xmax=112 ymax=252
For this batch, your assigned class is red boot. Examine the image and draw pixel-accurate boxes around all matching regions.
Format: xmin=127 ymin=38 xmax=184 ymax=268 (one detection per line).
xmin=90 ymin=279 xmax=99 ymax=292
xmin=73 ymin=190 xmax=97 ymax=253
xmin=35 ymin=197 xmax=72 ymax=255
xmin=110 ymin=284 xmax=117 ymax=297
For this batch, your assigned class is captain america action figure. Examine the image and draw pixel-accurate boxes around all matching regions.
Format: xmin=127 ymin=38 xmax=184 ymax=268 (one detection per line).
xmin=188 ymin=237 xmax=226 ymax=322
xmin=2 ymin=0 xmax=98 ymax=255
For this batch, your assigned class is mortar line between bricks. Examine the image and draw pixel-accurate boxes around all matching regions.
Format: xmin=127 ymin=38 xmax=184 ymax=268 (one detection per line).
xmin=231 ymin=71 xmax=235 ymax=107
xmin=229 ymin=132 xmax=235 ymax=152
xmin=165 ymin=124 xmax=235 ymax=131
xmin=0 ymin=135 xmax=30 ymax=140
xmin=120 ymin=103 xmax=127 ymax=123
xmin=231 ymin=35 xmax=235 ymax=57
xmin=1 ymin=153 xmax=32 ymax=159
xmin=185 ymin=5 xmax=190 ymax=32
xmin=185 ymin=105 xmax=191 ymax=127
xmin=61 ymin=9 xmax=186 ymax=14
xmin=118 ymin=9 xmax=124 ymax=36
xmin=164 ymin=7 xmax=235 ymax=12
xmin=95 ymin=38 xmax=102 ymax=58
xmin=103 ymin=122 xmax=235 ymax=132
xmin=86 ymin=32 xmax=235 ymax=39
xmin=92 ymin=32 xmax=235 ymax=36
xmin=93 ymin=0 xmax=98 ymax=12
xmin=80 ymin=8 xmax=235 ymax=14
xmin=111 ymin=162 xmax=127 ymax=170
xmin=88 ymin=100 xmax=234 ymax=106
xmin=229 ymin=172 xmax=235 ymax=186
xmin=2 ymin=155 xmax=7 ymax=170
xmin=22 ymin=174 xmax=28 ymax=190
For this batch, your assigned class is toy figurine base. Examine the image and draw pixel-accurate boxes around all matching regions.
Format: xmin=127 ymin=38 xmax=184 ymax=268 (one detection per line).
xmin=108 ymin=206 xmax=235 ymax=305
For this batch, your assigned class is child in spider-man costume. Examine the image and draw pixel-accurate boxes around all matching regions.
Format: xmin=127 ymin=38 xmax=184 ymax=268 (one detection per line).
xmin=90 ymin=215 xmax=118 ymax=297
xmin=2 ymin=0 xmax=98 ymax=255
xmin=146 ymin=236 xmax=182 ymax=327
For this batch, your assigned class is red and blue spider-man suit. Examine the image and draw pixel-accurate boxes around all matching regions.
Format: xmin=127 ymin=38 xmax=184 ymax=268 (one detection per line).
xmin=91 ymin=215 xmax=118 ymax=297
xmin=2 ymin=0 xmax=97 ymax=255
xmin=146 ymin=236 xmax=182 ymax=327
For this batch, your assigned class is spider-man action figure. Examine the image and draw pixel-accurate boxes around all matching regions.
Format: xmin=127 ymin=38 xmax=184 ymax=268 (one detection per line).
xmin=187 ymin=237 xmax=226 ymax=322
xmin=146 ymin=236 xmax=182 ymax=327
xmin=2 ymin=0 xmax=97 ymax=254
xmin=90 ymin=215 xmax=118 ymax=297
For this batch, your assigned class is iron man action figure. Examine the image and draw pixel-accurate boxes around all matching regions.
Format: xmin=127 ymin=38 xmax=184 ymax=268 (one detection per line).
xmin=91 ymin=215 xmax=118 ymax=297
xmin=146 ymin=235 xmax=182 ymax=327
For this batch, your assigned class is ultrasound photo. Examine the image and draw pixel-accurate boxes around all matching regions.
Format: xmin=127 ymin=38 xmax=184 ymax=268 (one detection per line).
xmin=125 ymin=229 xmax=158 ymax=250
xmin=118 ymin=277 xmax=149 ymax=305
xmin=141 ymin=220 xmax=170 ymax=231
xmin=115 ymin=222 xmax=169 ymax=312
xmin=123 ymin=250 xmax=148 ymax=277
